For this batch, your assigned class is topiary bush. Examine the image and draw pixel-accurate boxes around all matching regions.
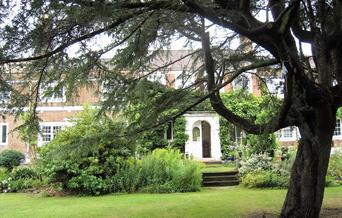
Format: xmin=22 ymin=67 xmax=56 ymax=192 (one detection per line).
xmin=0 ymin=150 xmax=25 ymax=170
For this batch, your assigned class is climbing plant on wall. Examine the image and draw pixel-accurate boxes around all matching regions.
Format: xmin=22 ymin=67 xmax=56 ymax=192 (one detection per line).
xmin=219 ymin=91 xmax=280 ymax=159
xmin=136 ymin=116 xmax=188 ymax=155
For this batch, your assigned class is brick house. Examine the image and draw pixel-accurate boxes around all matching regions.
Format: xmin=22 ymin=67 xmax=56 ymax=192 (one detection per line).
xmin=0 ymin=50 xmax=341 ymax=161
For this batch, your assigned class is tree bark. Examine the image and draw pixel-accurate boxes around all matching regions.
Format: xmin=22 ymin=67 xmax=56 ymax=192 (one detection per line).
xmin=281 ymin=105 xmax=336 ymax=217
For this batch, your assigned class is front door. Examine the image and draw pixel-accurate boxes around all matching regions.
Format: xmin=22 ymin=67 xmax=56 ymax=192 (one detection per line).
xmin=201 ymin=121 xmax=211 ymax=158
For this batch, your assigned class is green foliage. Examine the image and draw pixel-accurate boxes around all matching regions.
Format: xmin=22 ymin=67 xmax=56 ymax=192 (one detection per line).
xmin=110 ymin=160 xmax=142 ymax=193
xmin=11 ymin=166 xmax=39 ymax=180
xmin=38 ymin=107 xmax=134 ymax=195
xmin=327 ymin=150 xmax=342 ymax=186
xmin=136 ymin=116 xmax=188 ymax=154
xmin=169 ymin=117 xmax=188 ymax=150
xmin=336 ymin=107 xmax=342 ymax=119
xmin=0 ymin=150 xmax=25 ymax=170
xmin=219 ymin=118 xmax=236 ymax=159
xmin=1 ymin=166 xmax=41 ymax=193
xmin=18 ymin=110 xmax=39 ymax=162
xmin=0 ymin=167 xmax=8 ymax=179
xmin=140 ymin=149 xmax=202 ymax=193
xmin=325 ymin=176 xmax=339 ymax=187
xmin=5 ymin=177 xmax=42 ymax=193
xmin=112 ymin=149 xmax=202 ymax=193
xmin=246 ymin=134 xmax=278 ymax=157
xmin=242 ymin=171 xmax=289 ymax=188
xmin=219 ymin=91 xmax=280 ymax=159
xmin=239 ymin=153 xmax=273 ymax=176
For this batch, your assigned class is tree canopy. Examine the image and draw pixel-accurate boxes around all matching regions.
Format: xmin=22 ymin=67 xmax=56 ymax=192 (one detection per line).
xmin=0 ymin=1 xmax=341 ymax=217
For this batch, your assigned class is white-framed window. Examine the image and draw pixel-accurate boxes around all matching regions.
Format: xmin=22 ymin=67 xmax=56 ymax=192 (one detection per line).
xmin=333 ymin=119 xmax=341 ymax=137
xmin=38 ymin=122 xmax=69 ymax=146
xmin=277 ymin=127 xmax=297 ymax=141
xmin=0 ymin=123 xmax=8 ymax=146
xmin=39 ymin=82 xmax=65 ymax=103
xmin=192 ymin=127 xmax=200 ymax=142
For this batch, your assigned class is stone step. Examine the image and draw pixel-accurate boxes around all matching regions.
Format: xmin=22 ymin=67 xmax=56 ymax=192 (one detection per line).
xmin=203 ymin=175 xmax=238 ymax=181
xmin=203 ymin=161 xmax=223 ymax=165
xmin=202 ymin=171 xmax=239 ymax=177
xmin=202 ymin=180 xmax=240 ymax=187
xmin=202 ymin=170 xmax=240 ymax=187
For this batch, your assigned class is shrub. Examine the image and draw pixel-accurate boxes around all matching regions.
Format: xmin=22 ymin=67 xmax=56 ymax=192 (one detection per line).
xmin=140 ymin=149 xmax=202 ymax=193
xmin=92 ymin=149 xmax=202 ymax=194
xmin=0 ymin=167 xmax=8 ymax=181
xmin=111 ymin=161 xmax=142 ymax=193
xmin=242 ymin=171 xmax=289 ymax=188
xmin=239 ymin=153 xmax=273 ymax=176
xmin=11 ymin=166 xmax=38 ymax=180
xmin=246 ymin=134 xmax=278 ymax=157
xmin=37 ymin=108 xmax=134 ymax=195
xmin=0 ymin=150 xmax=25 ymax=170
xmin=6 ymin=177 xmax=42 ymax=192
xmin=327 ymin=151 xmax=342 ymax=186
xmin=136 ymin=116 xmax=188 ymax=155
xmin=325 ymin=176 xmax=338 ymax=187
xmin=0 ymin=166 xmax=42 ymax=193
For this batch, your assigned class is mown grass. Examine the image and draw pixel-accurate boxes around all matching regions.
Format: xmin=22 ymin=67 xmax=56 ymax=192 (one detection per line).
xmin=0 ymin=186 xmax=341 ymax=218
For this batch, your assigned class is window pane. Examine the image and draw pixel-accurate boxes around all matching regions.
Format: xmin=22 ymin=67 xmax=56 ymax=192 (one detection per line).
xmin=334 ymin=120 xmax=341 ymax=136
xmin=41 ymin=126 xmax=52 ymax=142
xmin=42 ymin=134 xmax=51 ymax=142
xmin=283 ymin=127 xmax=293 ymax=138
xmin=193 ymin=127 xmax=200 ymax=141
xmin=42 ymin=126 xmax=51 ymax=134
xmin=1 ymin=125 xmax=7 ymax=143
xmin=53 ymin=126 xmax=62 ymax=134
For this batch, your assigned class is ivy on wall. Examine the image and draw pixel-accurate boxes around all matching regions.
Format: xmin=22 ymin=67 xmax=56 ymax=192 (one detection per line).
xmin=136 ymin=116 xmax=188 ymax=154
xmin=218 ymin=91 xmax=280 ymax=159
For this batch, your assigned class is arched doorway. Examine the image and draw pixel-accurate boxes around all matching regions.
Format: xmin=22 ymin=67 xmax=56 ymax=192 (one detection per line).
xmin=201 ymin=121 xmax=211 ymax=158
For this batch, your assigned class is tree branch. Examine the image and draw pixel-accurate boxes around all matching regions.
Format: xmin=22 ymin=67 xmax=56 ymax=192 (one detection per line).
xmin=0 ymin=10 xmax=147 ymax=64
xmin=201 ymin=31 xmax=291 ymax=134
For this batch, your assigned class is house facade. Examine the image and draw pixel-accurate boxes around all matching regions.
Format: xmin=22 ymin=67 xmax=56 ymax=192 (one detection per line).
xmin=0 ymin=50 xmax=341 ymax=161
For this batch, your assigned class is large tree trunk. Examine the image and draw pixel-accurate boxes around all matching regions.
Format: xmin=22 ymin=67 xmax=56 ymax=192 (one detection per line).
xmin=281 ymin=105 xmax=336 ymax=217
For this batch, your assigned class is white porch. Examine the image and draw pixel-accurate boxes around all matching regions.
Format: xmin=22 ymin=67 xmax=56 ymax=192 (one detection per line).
xmin=184 ymin=111 xmax=222 ymax=161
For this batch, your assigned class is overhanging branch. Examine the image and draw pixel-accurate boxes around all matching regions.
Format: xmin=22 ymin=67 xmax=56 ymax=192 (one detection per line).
xmin=201 ymin=31 xmax=292 ymax=134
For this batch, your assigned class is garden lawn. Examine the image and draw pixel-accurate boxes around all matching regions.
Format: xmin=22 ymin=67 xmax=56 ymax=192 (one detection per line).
xmin=0 ymin=186 xmax=341 ymax=218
